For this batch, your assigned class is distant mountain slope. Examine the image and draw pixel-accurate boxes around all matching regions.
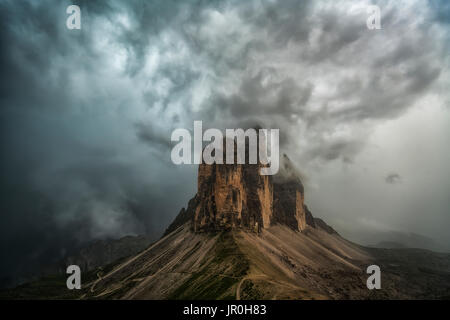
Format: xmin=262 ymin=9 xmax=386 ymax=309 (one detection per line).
xmin=0 ymin=234 xmax=154 ymax=291
xmin=64 ymin=235 xmax=154 ymax=273
xmin=368 ymin=231 xmax=448 ymax=252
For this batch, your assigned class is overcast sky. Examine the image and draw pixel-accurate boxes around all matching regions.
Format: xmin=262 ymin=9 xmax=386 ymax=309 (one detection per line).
xmin=1 ymin=0 xmax=449 ymax=284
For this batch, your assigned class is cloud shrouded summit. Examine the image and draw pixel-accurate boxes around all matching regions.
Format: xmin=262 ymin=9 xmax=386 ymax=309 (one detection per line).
xmin=0 ymin=0 xmax=449 ymax=285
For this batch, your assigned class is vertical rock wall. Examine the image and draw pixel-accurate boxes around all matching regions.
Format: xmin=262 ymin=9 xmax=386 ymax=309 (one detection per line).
xmin=192 ymin=152 xmax=315 ymax=232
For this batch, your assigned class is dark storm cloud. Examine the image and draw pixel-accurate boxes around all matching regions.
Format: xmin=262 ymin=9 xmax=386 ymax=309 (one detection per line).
xmin=212 ymin=71 xmax=313 ymax=119
xmin=307 ymin=139 xmax=364 ymax=163
xmin=0 ymin=0 xmax=197 ymax=285
xmin=385 ymin=173 xmax=402 ymax=184
xmin=243 ymin=0 xmax=312 ymax=46
xmin=1 ymin=0 xmax=449 ymax=286
xmin=430 ymin=0 xmax=450 ymax=25
xmin=134 ymin=121 xmax=172 ymax=150
xmin=129 ymin=0 xmax=446 ymax=168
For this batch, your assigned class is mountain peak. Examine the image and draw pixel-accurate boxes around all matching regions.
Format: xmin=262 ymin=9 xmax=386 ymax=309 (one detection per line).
xmin=165 ymin=154 xmax=321 ymax=235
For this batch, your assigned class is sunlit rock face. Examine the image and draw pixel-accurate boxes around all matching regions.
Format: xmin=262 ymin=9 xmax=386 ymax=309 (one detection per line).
xmin=194 ymin=156 xmax=274 ymax=232
xmin=165 ymin=141 xmax=317 ymax=235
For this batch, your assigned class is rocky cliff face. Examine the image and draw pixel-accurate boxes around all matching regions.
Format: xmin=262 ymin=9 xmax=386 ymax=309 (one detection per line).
xmin=193 ymin=159 xmax=273 ymax=232
xmin=165 ymin=150 xmax=323 ymax=235
xmin=272 ymin=178 xmax=315 ymax=231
